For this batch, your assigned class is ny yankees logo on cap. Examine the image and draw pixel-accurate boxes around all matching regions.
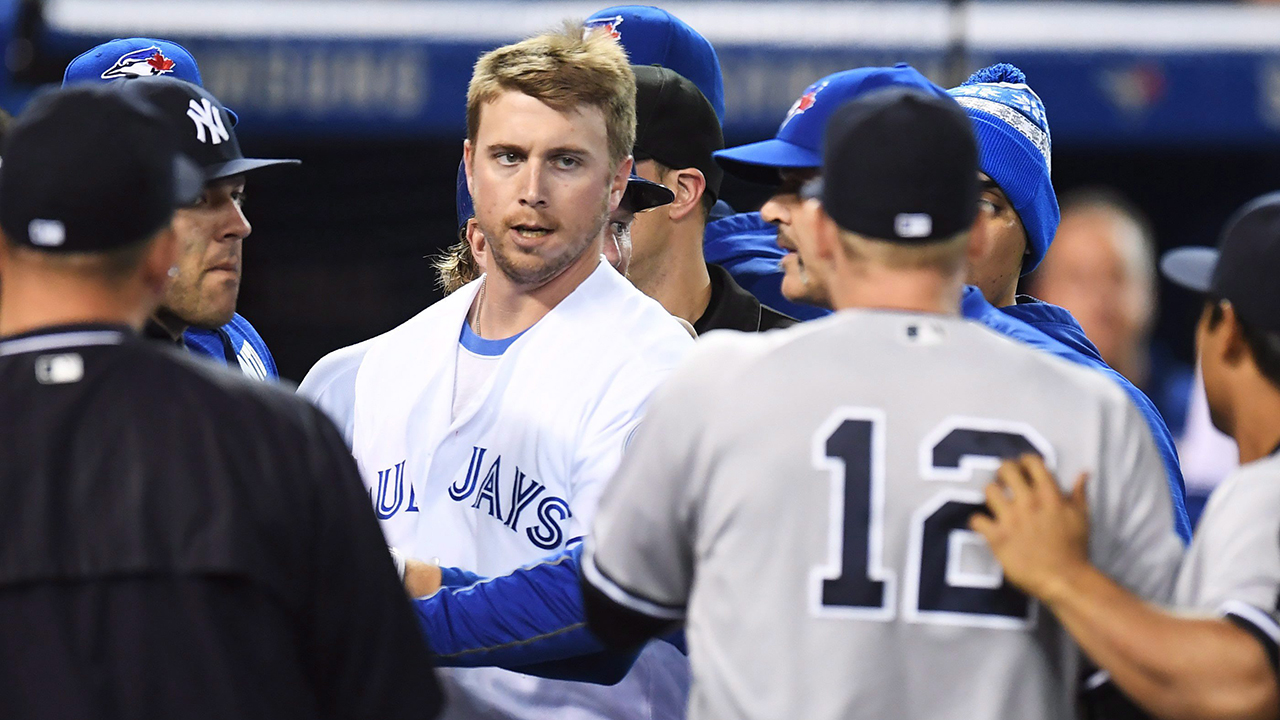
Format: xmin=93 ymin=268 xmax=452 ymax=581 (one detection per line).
xmin=100 ymin=46 xmax=177 ymax=80
xmin=186 ymin=98 xmax=229 ymax=145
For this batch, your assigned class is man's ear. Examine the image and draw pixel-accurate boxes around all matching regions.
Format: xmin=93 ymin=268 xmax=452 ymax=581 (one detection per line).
xmin=142 ymin=226 xmax=179 ymax=296
xmin=1219 ymin=301 xmax=1251 ymax=368
xmin=465 ymin=218 xmax=487 ymax=265
xmin=463 ymin=139 xmax=475 ymax=200
xmin=665 ymin=168 xmax=708 ymax=223
xmin=610 ymin=156 xmax=634 ymax=213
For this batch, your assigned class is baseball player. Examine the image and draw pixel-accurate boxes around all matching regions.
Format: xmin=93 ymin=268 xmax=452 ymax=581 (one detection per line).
xmin=714 ymin=62 xmax=1193 ymax=540
xmin=581 ymin=88 xmax=1182 ymax=720
xmin=582 ymin=6 xmax=829 ymax=322
xmin=305 ymin=163 xmax=675 ymax=446
xmin=306 ymin=25 xmax=694 ymax=720
xmin=627 ymin=65 xmax=794 ymax=332
xmin=0 ymin=81 xmax=439 ymax=720
xmin=973 ymin=192 xmax=1280 ymax=720
xmin=63 ymin=37 xmax=292 ymax=380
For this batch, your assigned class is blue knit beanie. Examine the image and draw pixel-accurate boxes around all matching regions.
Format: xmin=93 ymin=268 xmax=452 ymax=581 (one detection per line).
xmin=948 ymin=64 xmax=1058 ymax=275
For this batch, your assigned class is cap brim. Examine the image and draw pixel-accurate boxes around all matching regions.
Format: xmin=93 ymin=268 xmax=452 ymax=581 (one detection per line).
xmin=622 ymin=175 xmax=674 ymax=213
xmin=173 ymin=155 xmax=205 ymax=206
xmin=1160 ymin=247 xmax=1218 ymax=293
xmin=713 ymin=139 xmax=820 ymax=186
xmin=204 ymin=157 xmax=300 ymax=182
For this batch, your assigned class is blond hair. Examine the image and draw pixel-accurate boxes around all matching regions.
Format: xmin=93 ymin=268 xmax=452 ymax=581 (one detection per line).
xmin=432 ymin=237 xmax=482 ymax=294
xmin=467 ymin=21 xmax=636 ymax=167
xmin=837 ymin=228 xmax=969 ymax=275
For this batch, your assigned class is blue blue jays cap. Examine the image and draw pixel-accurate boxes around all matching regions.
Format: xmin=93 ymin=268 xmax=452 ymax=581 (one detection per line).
xmin=455 ymin=159 xmax=673 ymax=232
xmin=63 ymin=37 xmax=241 ymax=125
xmin=585 ymin=6 xmax=725 ymax=122
xmin=714 ymin=63 xmax=948 ymax=186
xmin=64 ymin=38 xmax=201 ymax=86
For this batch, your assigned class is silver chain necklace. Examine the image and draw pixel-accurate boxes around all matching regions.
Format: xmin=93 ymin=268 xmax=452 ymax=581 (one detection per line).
xmin=473 ymin=278 xmax=486 ymax=337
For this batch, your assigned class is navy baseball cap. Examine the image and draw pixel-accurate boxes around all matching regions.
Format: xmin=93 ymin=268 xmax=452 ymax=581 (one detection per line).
xmin=1162 ymin=192 xmax=1280 ymax=334
xmin=455 ymin=160 xmax=673 ymax=231
xmin=715 ymin=64 xmax=949 ymax=186
xmin=585 ymin=6 xmax=725 ymax=122
xmin=123 ymin=78 xmax=297 ymax=182
xmin=0 ymin=83 xmax=203 ymax=253
xmin=802 ymin=88 xmax=979 ymax=243
xmin=634 ymin=65 xmax=724 ymax=201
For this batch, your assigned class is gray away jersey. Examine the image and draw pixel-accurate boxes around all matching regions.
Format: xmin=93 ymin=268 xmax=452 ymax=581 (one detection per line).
xmin=585 ymin=310 xmax=1183 ymax=720
xmin=1174 ymin=452 xmax=1280 ymax=671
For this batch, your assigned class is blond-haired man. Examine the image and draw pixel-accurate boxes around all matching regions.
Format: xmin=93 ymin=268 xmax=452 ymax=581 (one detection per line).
xmin=300 ymin=24 xmax=693 ymax=720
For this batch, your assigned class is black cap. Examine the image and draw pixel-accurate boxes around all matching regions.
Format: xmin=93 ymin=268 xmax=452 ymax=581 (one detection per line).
xmin=1161 ymin=192 xmax=1280 ymax=334
xmin=0 ymin=83 xmax=203 ymax=253
xmin=633 ymin=65 xmax=724 ymax=201
xmin=119 ymin=76 xmax=298 ymax=182
xmin=803 ymin=87 xmax=979 ymax=242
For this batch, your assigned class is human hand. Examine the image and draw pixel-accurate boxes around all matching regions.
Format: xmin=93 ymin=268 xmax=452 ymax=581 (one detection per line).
xmin=969 ymin=454 xmax=1090 ymax=603
xmin=404 ymin=558 xmax=443 ymax=598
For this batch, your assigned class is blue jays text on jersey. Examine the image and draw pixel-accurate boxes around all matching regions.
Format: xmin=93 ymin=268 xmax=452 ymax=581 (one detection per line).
xmin=372 ymin=445 xmax=574 ymax=551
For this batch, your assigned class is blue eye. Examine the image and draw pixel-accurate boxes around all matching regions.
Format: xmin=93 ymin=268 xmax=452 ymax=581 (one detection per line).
xmin=554 ymin=156 xmax=580 ymax=169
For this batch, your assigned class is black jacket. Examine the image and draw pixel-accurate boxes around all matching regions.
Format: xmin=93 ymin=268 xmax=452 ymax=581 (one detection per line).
xmin=693 ymin=263 xmax=797 ymax=335
xmin=0 ymin=323 xmax=441 ymax=720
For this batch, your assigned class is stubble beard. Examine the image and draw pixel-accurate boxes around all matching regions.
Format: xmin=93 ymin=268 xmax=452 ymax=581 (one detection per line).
xmin=481 ymin=202 xmax=610 ymax=288
xmin=161 ymin=274 xmax=239 ymax=330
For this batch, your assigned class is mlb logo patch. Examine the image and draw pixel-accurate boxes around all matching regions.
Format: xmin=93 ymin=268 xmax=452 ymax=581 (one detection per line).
xmin=101 ymin=46 xmax=177 ymax=80
xmin=894 ymin=213 xmax=933 ymax=238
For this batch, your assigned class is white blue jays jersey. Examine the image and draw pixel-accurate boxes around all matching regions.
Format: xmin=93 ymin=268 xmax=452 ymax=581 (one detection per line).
xmin=346 ymin=263 xmax=694 ymax=720
xmin=184 ymin=313 xmax=277 ymax=381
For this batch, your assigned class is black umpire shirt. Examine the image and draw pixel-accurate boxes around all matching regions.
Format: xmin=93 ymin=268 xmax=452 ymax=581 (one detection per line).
xmin=693 ymin=262 xmax=796 ymax=334
xmin=0 ymin=323 xmax=442 ymax=720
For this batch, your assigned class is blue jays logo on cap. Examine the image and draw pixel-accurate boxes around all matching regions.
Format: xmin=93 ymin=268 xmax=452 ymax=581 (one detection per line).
xmin=584 ymin=14 xmax=624 ymax=39
xmin=100 ymin=46 xmax=177 ymax=80
xmin=780 ymin=80 xmax=828 ymax=131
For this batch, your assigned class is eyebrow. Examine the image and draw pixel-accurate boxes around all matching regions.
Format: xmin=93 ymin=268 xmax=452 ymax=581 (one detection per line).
xmin=981 ymin=177 xmax=1011 ymax=202
xmin=486 ymin=143 xmax=527 ymax=155
xmin=546 ymin=145 xmax=591 ymax=158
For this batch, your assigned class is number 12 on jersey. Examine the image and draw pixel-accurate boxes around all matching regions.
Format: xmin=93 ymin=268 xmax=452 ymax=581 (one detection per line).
xmin=811 ymin=408 xmax=1054 ymax=630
